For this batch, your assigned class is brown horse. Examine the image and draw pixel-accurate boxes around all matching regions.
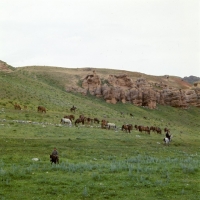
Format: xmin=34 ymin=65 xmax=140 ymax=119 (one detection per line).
xmin=155 ymin=127 xmax=162 ymax=134
xmin=85 ymin=117 xmax=93 ymax=125
xmin=164 ymin=128 xmax=170 ymax=133
xmin=101 ymin=120 xmax=108 ymax=129
xmin=38 ymin=106 xmax=46 ymax=113
xmin=138 ymin=126 xmax=150 ymax=134
xmin=75 ymin=118 xmax=85 ymax=126
xmin=122 ymin=124 xmax=133 ymax=133
xmin=14 ymin=104 xmax=21 ymax=110
xmin=50 ymin=155 xmax=59 ymax=164
xmin=93 ymin=118 xmax=100 ymax=124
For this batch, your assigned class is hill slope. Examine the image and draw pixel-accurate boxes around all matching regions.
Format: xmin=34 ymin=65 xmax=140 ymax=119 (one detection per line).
xmin=10 ymin=65 xmax=200 ymax=109
xmin=0 ymin=64 xmax=199 ymax=134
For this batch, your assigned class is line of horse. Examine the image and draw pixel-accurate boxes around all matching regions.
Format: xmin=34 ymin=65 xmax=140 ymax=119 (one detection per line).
xmin=13 ymin=105 xmax=77 ymax=114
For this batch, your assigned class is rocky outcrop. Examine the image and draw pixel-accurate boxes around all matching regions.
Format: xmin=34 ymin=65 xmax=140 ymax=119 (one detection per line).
xmin=185 ymin=88 xmax=200 ymax=107
xmin=108 ymin=74 xmax=134 ymax=88
xmin=157 ymin=89 xmax=187 ymax=107
xmin=68 ymin=71 xmax=200 ymax=109
xmin=82 ymin=70 xmax=101 ymax=95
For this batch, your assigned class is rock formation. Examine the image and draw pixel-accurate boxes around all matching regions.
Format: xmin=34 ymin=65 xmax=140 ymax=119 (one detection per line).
xmin=68 ymin=71 xmax=200 ymax=109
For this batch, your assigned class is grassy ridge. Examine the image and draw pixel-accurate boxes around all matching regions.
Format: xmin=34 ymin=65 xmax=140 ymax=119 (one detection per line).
xmin=0 ymin=68 xmax=199 ymax=199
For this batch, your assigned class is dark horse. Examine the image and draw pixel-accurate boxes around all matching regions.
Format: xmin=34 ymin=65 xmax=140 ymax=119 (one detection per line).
xmin=50 ymin=155 xmax=59 ymax=164
xmin=93 ymin=118 xmax=100 ymax=124
xmin=122 ymin=124 xmax=133 ymax=133
xmin=70 ymin=105 xmax=77 ymax=113
xmin=38 ymin=106 xmax=46 ymax=113
xmin=75 ymin=118 xmax=85 ymax=126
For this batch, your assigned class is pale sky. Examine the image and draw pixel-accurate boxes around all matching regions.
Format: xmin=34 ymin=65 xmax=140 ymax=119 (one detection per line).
xmin=0 ymin=0 xmax=200 ymax=77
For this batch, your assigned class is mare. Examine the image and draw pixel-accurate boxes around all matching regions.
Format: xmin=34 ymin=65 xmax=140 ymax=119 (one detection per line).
xmin=150 ymin=126 xmax=156 ymax=132
xmin=101 ymin=120 xmax=108 ymax=129
xmin=75 ymin=118 xmax=84 ymax=126
xmin=155 ymin=127 xmax=162 ymax=134
xmin=85 ymin=117 xmax=93 ymax=125
xmin=14 ymin=104 xmax=22 ymax=110
xmin=164 ymin=128 xmax=170 ymax=132
xmin=138 ymin=126 xmax=150 ymax=134
xmin=50 ymin=155 xmax=59 ymax=164
xmin=93 ymin=118 xmax=100 ymax=124
xmin=134 ymin=125 xmax=138 ymax=130
xmin=60 ymin=118 xmax=72 ymax=126
xmin=107 ymin=122 xmax=116 ymax=130
xmin=122 ymin=124 xmax=133 ymax=133
xmin=38 ymin=106 xmax=46 ymax=113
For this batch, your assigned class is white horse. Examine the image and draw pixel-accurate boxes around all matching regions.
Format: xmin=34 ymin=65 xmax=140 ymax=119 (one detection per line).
xmin=106 ymin=122 xmax=116 ymax=130
xmin=163 ymin=135 xmax=173 ymax=145
xmin=60 ymin=118 xmax=72 ymax=126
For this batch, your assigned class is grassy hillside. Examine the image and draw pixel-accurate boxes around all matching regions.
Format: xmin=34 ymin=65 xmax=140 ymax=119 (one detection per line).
xmin=0 ymin=66 xmax=199 ymax=199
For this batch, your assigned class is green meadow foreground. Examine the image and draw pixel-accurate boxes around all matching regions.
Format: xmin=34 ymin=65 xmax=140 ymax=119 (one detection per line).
xmin=0 ymin=107 xmax=200 ymax=200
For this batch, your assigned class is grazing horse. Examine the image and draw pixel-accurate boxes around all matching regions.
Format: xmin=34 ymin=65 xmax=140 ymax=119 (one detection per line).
xmin=106 ymin=123 xmax=116 ymax=130
xmin=101 ymin=120 xmax=108 ymax=129
xmin=14 ymin=104 xmax=22 ymax=110
xmin=38 ymin=106 xmax=46 ymax=113
xmin=64 ymin=115 xmax=75 ymax=121
xmin=122 ymin=124 xmax=133 ymax=133
xmin=50 ymin=155 xmax=59 ymax=164
xmin=134 ymin=125 xmax=138 ymax=130
xmin=93 ymin=118 xmax=100 ymax=124
xmin=150 ymin=126 xmax=156 ymax=132
xmin=138 ymin=126 xmax=150 ymax=134
xmin=164 ymin=128 xmax=170 ymax=132
xmin=85 ymin=117 xmax=93 ymax=125
xmin=70 ymin=105 xmax=77 ymax=112
xmin=163 ymin=135 xmax=173 ymax=145
xmin=75 ymin=118 xmax=84 ymax=126
xmin=60 ymin=118 xmax=72 ymax=126
xmin=155 ymin=127 xmax=162 ymax=134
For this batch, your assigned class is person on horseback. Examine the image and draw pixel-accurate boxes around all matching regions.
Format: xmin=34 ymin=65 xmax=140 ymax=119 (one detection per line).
xmin=50 ymin=147 xmax=59 ymax=163
xmin=165 ymin=131 xmax=171 ymax=140
xmin=52 ymin=147 xmax=58 ymax=156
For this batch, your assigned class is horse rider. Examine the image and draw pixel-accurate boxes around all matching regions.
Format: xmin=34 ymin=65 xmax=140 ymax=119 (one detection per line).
xmin=165 ymin=131 xmax=171 ymax=140
xmin=51 ymin=147 xmax=59 ymax=159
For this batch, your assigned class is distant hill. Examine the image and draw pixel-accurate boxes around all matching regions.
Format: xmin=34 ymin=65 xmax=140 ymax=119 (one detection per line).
xmin=1 ymin=60 xmax=199 ymax=110
xmin=182 ymin=75 xmax=200 ymax=84
xmin=0 ymin=60 xmax=15 ymax=72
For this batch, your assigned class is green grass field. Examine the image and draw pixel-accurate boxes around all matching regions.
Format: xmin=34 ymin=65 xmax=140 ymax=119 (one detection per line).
xmin=0 ymin=68 xmax=200 ymax=199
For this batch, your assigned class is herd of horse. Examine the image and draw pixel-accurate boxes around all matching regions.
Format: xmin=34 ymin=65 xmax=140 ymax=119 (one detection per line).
xmin=60 ymin=115 xmax=169 ymax=135
xmin=13 ymin=104 xmax=172 ymax=145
